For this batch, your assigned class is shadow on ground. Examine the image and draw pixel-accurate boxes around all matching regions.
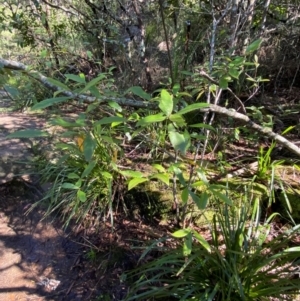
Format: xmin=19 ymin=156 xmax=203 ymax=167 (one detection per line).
xmin=0 ymin=181 xmax=101 ymax=301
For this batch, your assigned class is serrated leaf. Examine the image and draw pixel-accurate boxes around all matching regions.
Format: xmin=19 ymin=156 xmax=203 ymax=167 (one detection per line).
xmin=77 ymin=190 xmax=87 ymax=202
xmin=177 ymin=103 xmax=209 ymax=115
xmin=172 ymin=228 xmax=191 ymax=238
xmin=159 ymin=89 xmax=173 ymax=116
xmin=168 ymin=130 xmax=190 ymax=154
xmin=136 ymin=113 xmax=166 ymax=126
xmin=65 ymin=74 xmax=86 ymax=84
xmin=120 ymin=170 xmax=144 ymax=178
xmin=61 ymin=182 xmax=80 ymax=189
xmin=126 ymin=86 xmax=151 ymax=100
xmin=151 ymin=173 xmax=169 ymax=186
xmin=128 ymin=178 xmax=148 ymax=190
xmin=7 ymin=129 xmax=49 ymax=138
xmin=246 ymin=39 xmax=262 ymax=54
xmin=32 ymin=96 xmax=72 ymax=110
xmin=83 ymin=134 xmax=96 ymax=162
xmin=81 ymin=161 xmax=96 ymax=178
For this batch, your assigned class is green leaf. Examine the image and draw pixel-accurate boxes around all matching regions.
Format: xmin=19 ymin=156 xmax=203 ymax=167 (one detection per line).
xmin=89 ymin=86 xmax=101 ymax=99
xmin=168 ymin=130 xmax=190 ymax=154
xmin=77 ymin=190 xmax=87 ymax=202
xmin=83 ymin=134 xmax=96 ymax=162
xmin=151 ymin=173 xmax=169 ymax=186
xmin=128 ymin=178 xmax=148 ymax=190
xmin=219 ymin=76 xmax=230 ymax=89
xmin=183 ymin=232 xmax=192 ymax=256
xmin=67 ymin=173 xmax=80 ymax=179
xmin=101 ymin=171 xmax=113 ymax=179
xmin=51 ymin=117 xmax=85 ymax=128
xmin=47 ymin=77 xmax=71 ymax=91
xmin=177 ymin=102 xmax=209 ymax=115
xmin=169 ymin=114 xmax=186 ymax=126
xmin=32 ymin=96 xmax=72 ymax=110
xmin=210 ymin=189 xmax=233 ymax=205
xmin=108 ymin=101 xmax=122 ymax=112
xmin=246 ymin=39 xmax=262 ymax=54
xmin=152 ymin=164 xmax=165 ymax=172
xmin=126 ymin=86 xmax=151 ymax=100
xmin=189 ymin=190 xmax=207 ymax=209
xmin=120 ymin=170 xmax=144 ymax=178
xmin=181 ymin=187 xmax=189 ymax=204
xmin=192 ymin=231 xmax=211 ymax=253
xmin=136 ymin=113 xmax=166 ymax=126
xmin=95 ymin=116 xmax=126 ymax=125
xmin=7 ymin=129 xmax=49 ymax=138
xmin=61 ymin=182 xmax=80 ymax=189
xmin=159 ymin=89 xmax=173 ymax=116
xmin=172 ymin=228 xmax=191 ymax=238
xmin=190 ymin=123 xmax=216 ymax=132
xmin=79 ymin=74 xmax=106 ymax=94
xmin=228 ymin=67 xmax=240 ymax=79
xmin=81 ymin=161 xmax=96 ymax=178
xmin=65 ymin=74 xmax=86 ymax=84
xmin=172 ymin=83 xmax=180 ymax=94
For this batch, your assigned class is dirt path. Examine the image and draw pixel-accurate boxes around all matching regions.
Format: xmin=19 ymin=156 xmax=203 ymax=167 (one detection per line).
xmin=0 ymin=185 xmax=101 ymax=301
xmin=0 ymin=99 xmax=100 ymax=300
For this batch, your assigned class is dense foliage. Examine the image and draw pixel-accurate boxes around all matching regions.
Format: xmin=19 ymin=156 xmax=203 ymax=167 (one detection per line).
xmin=1 ymin=0 xmax=300 ymax=300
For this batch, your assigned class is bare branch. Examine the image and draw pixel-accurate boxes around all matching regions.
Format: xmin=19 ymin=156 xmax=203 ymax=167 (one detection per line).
xmin=1 ymin=57 xmax=300 ymax=157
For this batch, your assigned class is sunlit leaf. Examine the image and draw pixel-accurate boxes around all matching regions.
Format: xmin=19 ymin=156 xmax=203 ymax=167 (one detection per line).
xmin=193 ymin=231 xmax=211 ymax=253
xmin=77 ymin=190 xmax=87 ymax=202
xmin=168 ymin=130 xmax=190 ymax=154
xmin=136 ymin=113 xmax=166 ymax=126
xmin=152 ymin=164 xmax=166 ymax=172
xmin=169 ymin=114 xmax=186 ymax=126
xmin=7 ymin=129 xmax=48 ymax=138
xmin=151 ymin=173 xmax=169 ymax=186
xmin=120 ymin=170 xmax=144 ymax=178
xmin=172 ymin=228 xmax=191 ymax=238
xmin=159 ymin=89 xmax=173 ymax=116
xmin=128 ymin=178 xmax=148 ymax=190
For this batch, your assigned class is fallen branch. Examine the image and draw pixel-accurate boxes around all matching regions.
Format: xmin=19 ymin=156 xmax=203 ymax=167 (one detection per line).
xmin=1 ymin=57 xmax=300 ymax=157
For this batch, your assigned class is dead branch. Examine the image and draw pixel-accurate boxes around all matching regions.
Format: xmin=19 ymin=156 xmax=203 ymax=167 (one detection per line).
xmin=1 ymin=57 xmax=300 ymax=157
